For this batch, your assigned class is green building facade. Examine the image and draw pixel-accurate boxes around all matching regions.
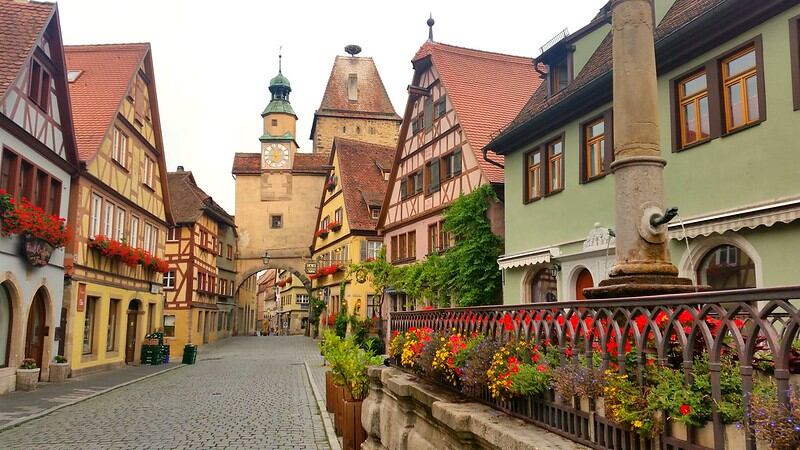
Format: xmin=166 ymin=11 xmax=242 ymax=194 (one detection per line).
xmin=490 ymin=1 xmax=800 ymax=304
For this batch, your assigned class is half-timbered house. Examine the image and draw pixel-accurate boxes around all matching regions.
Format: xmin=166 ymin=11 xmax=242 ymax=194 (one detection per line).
xmin=377 ymin=37 xmax=541 ymax=310
xmin=63 ymin=43 xmax=172 ymax=375
xmin=164 ymin=168 xmax=236 ymax=357
xmin=0 ymin=0 xmax=78 ymax=392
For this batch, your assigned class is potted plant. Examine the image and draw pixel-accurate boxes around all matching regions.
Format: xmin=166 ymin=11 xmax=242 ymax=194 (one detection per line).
xmin=49 ymin=355 xmax=70 ymax=382
xmin=16 ymin=358 xmax=40 ymax=391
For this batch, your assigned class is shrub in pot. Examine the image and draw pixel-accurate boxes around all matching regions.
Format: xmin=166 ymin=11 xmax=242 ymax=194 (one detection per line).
xmin=50 ymin=355 xmax=70 ymax=383
xmin=16 ymin=358 xmax=40 ymax=391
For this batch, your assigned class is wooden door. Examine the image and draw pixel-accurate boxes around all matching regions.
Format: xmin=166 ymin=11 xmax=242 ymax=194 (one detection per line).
xmin=202 ymin=312 xmax=209 ymax=344
xmin=24 ymin=291 xmax=46 ymax=372
xmin=575 ymin=269 xmax=594 ymax=300
xmin=125 ymin=310 xmax=138 ymax=363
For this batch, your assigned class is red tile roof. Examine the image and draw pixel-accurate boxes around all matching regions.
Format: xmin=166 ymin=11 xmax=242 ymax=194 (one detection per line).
xmin=314 ymin=56 xmax=400 ymax=121
xmin=167 ymin=170 xmax=235 ymax=227
xmin=332 ymin=138 xmax=394 ymax=232
xmin=0 ymin=0 xmax=53 ymax=100
xmin=231 ymin=152 xmax=330 ymax=175
xmin=412 ymin=42 xmax=541 ymax=183
xmin=64 ymin=43 xmax=149 ymax=161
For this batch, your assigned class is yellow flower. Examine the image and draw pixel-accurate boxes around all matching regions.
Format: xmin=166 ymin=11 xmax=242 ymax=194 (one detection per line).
xmin=633 ymin=420 xmax=643 ymax=428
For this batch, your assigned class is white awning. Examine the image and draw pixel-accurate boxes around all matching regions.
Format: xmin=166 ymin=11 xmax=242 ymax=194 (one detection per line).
xmin=497 ymin=248 xmax=560 ymax=270
xmin=668 ymin=198 xmax=800 ymax=239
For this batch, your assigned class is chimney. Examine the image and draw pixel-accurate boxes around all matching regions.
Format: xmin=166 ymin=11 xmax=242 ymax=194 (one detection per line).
xmin=177 ymin=165 xmax=185 ymax=171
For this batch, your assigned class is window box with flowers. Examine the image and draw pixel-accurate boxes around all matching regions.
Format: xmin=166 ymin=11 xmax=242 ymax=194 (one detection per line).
xmin=315 ymin=228 xmax=329 ymax=239
xmin=0 ymin=191 xmax=69 ymax=267
xmin=327 ymin=221 xmax=342 ymax=232
xmin=325 ymin=177 xmax=337 ymax=192
xmin=88 ymin=235 xmax=169 ymax=273
xmin=319 ymin=264 xmax=342 ymax=277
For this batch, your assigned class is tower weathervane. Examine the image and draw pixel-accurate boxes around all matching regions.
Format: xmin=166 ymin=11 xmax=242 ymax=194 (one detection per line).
xmin=278 ymin=46 xmax=282 ymax=74
xmin=427 ymin=14 xmax=435 ymax=42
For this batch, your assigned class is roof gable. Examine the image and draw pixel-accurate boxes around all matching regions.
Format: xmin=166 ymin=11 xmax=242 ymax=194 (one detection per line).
xmin=412 ymin=42 xmax=541 ymax=183
xmin=332 ymin=138 xmax=394 ymax=232
xmin=167 ymin=171 xmax=235 ymax=227
xmin=314 ymin=55 xmax=400 ymax=121
xmin=0 ymin=0 xmax=53 ymax=100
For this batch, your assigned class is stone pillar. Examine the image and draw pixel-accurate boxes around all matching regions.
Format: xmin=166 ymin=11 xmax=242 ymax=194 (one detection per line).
xmin=585 ymin=0 xmax=697 ymax=298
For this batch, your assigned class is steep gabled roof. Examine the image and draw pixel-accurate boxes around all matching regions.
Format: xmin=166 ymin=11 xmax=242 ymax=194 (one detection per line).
xmin=167 ymin=170 xmax=235 ymax=227
xmin=312 ymin=55 xmax=400 ymax=129
xmin=333 ymin=138 xmax=394 ymax=232
xmin=0 ymin=0 xmax=54 ymax=100
xmin=491 ymin=0 xmax=777 ymax=152
xmin=411 ymin=42 xmax=541 ymax=183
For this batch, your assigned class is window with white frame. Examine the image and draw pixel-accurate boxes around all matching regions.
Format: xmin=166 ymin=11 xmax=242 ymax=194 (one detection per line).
xmin=116 ymin=208 xmax=126 ymax=242
xmin=143 ymin=222 xmax=152 ymax=252
xmin=143 ymin=156 xmax=155 ymax=188
xmin=130 ymin=216 xmax=139 ymax=247
xmin=112 ymin=127 xmax=128 ymax=168
xmin=103 ymin=201 xmax=115 ymax=237
xmin=163 ymin=270 xmax=175 ymax=289
xmin=90 ymin=193 xmax=103 ymax=238
xmin=366 ymin=240 xmax=382 ymax=260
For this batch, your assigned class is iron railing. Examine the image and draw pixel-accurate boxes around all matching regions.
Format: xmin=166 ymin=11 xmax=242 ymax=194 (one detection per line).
xmin=389 ymin=286 xmax=800 ymax=450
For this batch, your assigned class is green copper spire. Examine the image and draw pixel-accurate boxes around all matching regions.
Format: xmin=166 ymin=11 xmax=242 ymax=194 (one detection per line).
xmin=263 ymin=50 xmax=295 ymax=117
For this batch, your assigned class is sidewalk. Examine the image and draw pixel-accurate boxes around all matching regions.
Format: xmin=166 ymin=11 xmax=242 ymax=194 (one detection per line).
xmin=0 ymin=362 xmax=182 ymax=431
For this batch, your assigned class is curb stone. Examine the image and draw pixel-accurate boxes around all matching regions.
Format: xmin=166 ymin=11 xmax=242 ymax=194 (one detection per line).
xmin=305 ymin=360 xmax=342 ymax=450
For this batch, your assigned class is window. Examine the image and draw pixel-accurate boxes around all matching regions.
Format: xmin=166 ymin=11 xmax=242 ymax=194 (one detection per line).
xmin=364 ymin=240 xmax=382 ymax=260
xmin=438 ymin=222 xmax=453 ymax=251
xmin=163 ymin=270 xmax=175 ymax=289
xmin=0 ymin=283 xmax=12 ymax=367
xmin=107 ymin=299 xmax=119 ymax=352
xmin=115 ymin=208 xmax=126 ymax=242
xmin=425 ymin=158 xmax=440 ymax=194
xmin=67 ymin=70 xmax=82 ymax=82
xmin=697 ymin=245 xmax=756 ymax=290
xmin=227 ymin=244 xmax=233 ymax=259
xmin=0 ymin=148 xmax=61 ymax=214
xmin=167 ymin=227 xmax=178 ymax=241
xmin=722 ymin=46 xmax=759 ymax=131
xmin=143 ymin=156 xmax=156 ymax=188
xmin=428 ymin=223 xmax=439 ymax=254
xmin=150 ymin=227 xmax=158 ymax=254
xmin=529 ymin=269 xmax=557 ymax=303
xmin=398 ymin=234 xmax=407 ymax=260
xmin=423 ymin=97 xmax=433 ymax=130
xmin=580 ymin=112 xmax=613 ymax=183
xmin=370 ymin=207 xmax=380 ymax=219
xmin=28 ymin=59 xmax=50 ymax=112
xmin=549 ymin=59 xmax=569 ymax=94
xmin=271 ymin=119 xmax=278 ymax=126
xmin=441 ymin=149 xmax=462 ymax=180
xmin=334 ymin=208 xmax=343 ymax=224
xmin=91 ymin=193 xmax=103 ymax=238
xmin=546 ymin=138 xmax=563 ymax=193
xmin=82 ymin=296 xmax=98 ymax=354
xmin=434 ymin=96 xmax=446 ymax=118
xmin=0 ymin=150 xmax=17 ymax=195
xmin=407 ymin=231 xmax=416 ymax=259
xmin=297 ymin=294 xmax=309 ymax=304
xmin=47 ymin=179 xmax=61 ymax=216
xmin=34 ymin=170 xmax=47 ymax=207
xmin=792 ymin=15 xmax=800 ymax=110
xmin=271 ymin=214 xmax=282 ymax=229
xmin=130 ymin=216 xmax=139 ymax=247
xmin=367 ymin=295 xmax=380 ymax=318
xmin=163 ymin=315 xmax=176 ymax=337
xmin=112 ymin=127 xmax=128 ymax=168
xmin=321 ymin=215 xmax=330 ymax=231
xmin=143 ymin=223 xmax=152 ymax=252
xmin=406 ymin=171 xmax=423 ymax=197
xmin=147 ymin=303 xmax=156 ymax=333
xmin=391 ymin=236 xmax=398 ymax=261
xmin=678 ymin=72 xmax=711 ymax=146
xmin=525 ymin=150 xmax=542 ymax=202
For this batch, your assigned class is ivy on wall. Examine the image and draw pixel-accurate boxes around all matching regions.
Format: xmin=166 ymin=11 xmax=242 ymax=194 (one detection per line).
xmin=350 ymin=184 xmax=504 ymax=309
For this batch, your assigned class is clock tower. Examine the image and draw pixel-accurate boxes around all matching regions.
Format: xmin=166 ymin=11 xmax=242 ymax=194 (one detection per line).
xmin=260 ymin=59 xmax=298 ymax=171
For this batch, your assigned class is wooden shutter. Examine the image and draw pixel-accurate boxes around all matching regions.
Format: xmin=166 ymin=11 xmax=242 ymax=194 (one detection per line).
xmin=453 ymin=148 xmax=462 ymax=175
xmin=429 ymin=159 xmax=440 ymax=192
xmin=399 ymin=179 xmax=407 ymax=200
xmin=360 ymin=240 xmax=367 ymax=261
xmin=423 ymin=98 xmax=433 ymax=130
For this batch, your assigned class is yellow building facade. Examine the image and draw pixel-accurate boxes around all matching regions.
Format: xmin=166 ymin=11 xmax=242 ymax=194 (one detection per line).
xmin=275 ymin=271 xmax=309 ymax=335
xmin=63 ymin=44 xmax=171 ymax=375
xmin=311 ymin=139 xmax=395 ymax=328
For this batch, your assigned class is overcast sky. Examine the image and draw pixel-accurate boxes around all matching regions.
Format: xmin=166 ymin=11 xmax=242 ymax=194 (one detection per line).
xmin=57 ymin=0 xmax=607 ymax=213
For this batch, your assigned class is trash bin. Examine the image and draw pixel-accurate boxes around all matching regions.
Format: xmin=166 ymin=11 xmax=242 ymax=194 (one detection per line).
xmin=182 ymin=344 xmax=197 ymax=364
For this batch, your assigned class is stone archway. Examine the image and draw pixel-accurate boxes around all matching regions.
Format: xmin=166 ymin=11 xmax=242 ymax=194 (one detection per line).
xmin=236 ymin=262 xmax=314 ymax=337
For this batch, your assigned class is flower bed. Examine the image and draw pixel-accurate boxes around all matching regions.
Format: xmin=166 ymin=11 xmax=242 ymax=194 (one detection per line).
xmin=88 ymin=235 xmax=169 ymax=273
xmin=388 ymin=287 xmax=800 ymax=450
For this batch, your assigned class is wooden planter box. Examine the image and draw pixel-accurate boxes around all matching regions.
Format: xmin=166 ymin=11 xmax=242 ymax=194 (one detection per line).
xmin=325 ymin=371 xmax=334 ymax=413
xmin=343 ymin=388 xmax=367 ymax=450
xmin=334 ymin=383 xmax=344 ymax=436
xmin=671 ymin=421 xmax=747 ymax=448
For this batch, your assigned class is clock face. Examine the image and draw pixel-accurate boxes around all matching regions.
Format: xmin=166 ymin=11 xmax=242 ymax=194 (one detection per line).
xmin=263 ymin=144 xmax=290 ymax=168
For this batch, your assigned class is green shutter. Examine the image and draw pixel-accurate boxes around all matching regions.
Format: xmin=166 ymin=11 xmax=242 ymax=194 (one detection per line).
xmin=423 ymin=98 xmax=433 ymax=130
xmin=453 ymin=148 xmax=462 ymax=175
xmin=429 ymin=159 xmax=440 ymax=193
xmin=400 ymin=179 xmax=407 ymax=200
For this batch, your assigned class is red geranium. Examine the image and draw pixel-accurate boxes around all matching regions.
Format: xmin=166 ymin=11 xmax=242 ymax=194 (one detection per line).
xmin=679 ymin=403 xmax=691 ymax=415
xmin=0 ymin=192 xmax=69 ymax=248
xmin=88 ymin=235 xmax=169 ymax=273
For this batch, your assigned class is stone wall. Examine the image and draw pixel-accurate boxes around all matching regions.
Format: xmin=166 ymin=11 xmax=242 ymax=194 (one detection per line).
xmin=361 ymin=366 xmax=587 ymax=450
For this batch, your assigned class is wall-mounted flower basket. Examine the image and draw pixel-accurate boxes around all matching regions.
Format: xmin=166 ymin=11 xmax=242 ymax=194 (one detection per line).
xmin=326 ymin=177 xmax=337 ymax=192
xmin=276 ymin=279 xmax=287 ymax=288
xmin=23 ymin=235 xmax=55 ymax=267
xmin=88 ymin=235 xmax=169 ymax=273
xmin=315 ymin=229 xmax=329 ymax=239
xmin=328 ymin=221 xmax=342 ymax=232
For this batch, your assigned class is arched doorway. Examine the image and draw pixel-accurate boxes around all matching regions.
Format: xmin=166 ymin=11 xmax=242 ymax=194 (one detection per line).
xmin=575 ymin=269 xmax=594 ymax=300
xmin=125 ymin=300 xmax=140 ymax=363
xmin=25 ymin=288 xmax=47 ymax=371
xmin=529 ymin=268 xmax=558 ymax=303
xmin=0 ymin=282 xmax=13 ymax=368
xmin=697 ymin=244 xmax=756 ymax=290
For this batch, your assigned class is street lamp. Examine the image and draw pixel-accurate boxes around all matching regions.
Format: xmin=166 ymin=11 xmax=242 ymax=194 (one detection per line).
xmin=262 ymin=251 xmax=271 ymax=266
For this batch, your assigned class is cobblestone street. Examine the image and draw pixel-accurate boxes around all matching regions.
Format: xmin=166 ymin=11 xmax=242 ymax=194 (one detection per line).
xmin=0 ymin=337 xmax=330 ymax=450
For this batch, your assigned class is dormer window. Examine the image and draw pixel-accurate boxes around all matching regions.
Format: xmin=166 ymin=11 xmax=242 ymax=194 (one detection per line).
xmin=549 ymin=59 xmax=569 ymax=94
xmin=28 ymin=59 xmax=51 ymax=113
